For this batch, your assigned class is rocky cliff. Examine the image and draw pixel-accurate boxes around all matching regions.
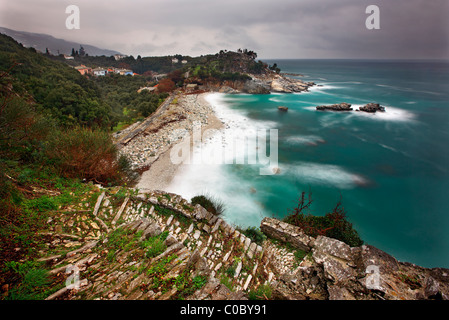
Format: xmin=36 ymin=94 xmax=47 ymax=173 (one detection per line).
xmin=27 ymin=187 xmax=449 ymax=301
xmin=261 ymin=217 xmax=449 ymax=300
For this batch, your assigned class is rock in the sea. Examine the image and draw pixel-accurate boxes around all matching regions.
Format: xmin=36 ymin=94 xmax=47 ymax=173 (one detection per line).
xmin=358 ymin=103 xmax=385 ymax=113
xmin=278 ymin=106 xmax=288 ymax=112
xmin=316 ymin=103 xmax=352 ymax=111
xmin=272 ymin=167 xmax=281 ymax=174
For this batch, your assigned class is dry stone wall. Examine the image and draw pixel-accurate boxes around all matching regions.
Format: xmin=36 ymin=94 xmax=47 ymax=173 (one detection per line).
xmin=35 ymin=187 xmax=449 ymax=301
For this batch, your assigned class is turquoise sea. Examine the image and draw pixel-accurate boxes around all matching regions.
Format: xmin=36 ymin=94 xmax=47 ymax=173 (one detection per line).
xmin=168 ymin=59 xmax=449 ymax=268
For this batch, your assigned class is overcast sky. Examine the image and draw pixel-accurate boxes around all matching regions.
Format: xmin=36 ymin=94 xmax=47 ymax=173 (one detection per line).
xmin=0 ymin=0 xmax=448 ymax=59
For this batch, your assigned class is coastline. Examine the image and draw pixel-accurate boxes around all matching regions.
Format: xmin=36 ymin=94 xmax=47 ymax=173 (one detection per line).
xmin=134 ymin=93 xmax=224 ymax=192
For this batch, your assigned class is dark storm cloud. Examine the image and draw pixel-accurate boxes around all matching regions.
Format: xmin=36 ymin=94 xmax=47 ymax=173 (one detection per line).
xmin=0 ymin=0 xmax=447 ymax=59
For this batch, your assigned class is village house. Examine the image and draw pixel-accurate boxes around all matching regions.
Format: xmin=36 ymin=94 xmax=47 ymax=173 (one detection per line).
xmin=121 ymin=69 xmax=134 ymax=76
xmin=74 ymin=65 xmax=92 ymax=75
xmin=92 ymin=67 xmax=107 ymax=76
xmin=113 ymin=54 xmax=127 ymax=61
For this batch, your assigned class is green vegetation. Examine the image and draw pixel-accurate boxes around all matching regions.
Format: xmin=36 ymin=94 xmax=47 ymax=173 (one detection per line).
xmin=241 ymin=226 xmax=266 ymax=245
xmin=141 ymin=231 xmax=169 ymax=258
xmin=91 ymin=74 xmax=168 ymax=129
xmin=283 ymin=191 xmax=364 ymax=247
xmin=191 ymin=194 xmax=225 ymax=216
xmin=0 ymin=33 xmax=142 ymax=277
xmin=2 ymin=260 xmax=61 ymax=300
xmin=248 ymin=284 xmax=272 ymax=300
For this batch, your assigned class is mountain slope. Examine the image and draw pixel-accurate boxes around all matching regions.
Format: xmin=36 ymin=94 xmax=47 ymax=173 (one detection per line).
xmin=0 ymin=26 xmax=121 ymax=56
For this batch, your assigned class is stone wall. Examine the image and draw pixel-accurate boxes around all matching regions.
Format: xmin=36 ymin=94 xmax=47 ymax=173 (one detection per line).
xmin=27 ymin=188 xmax=449 ymax=301
xmin=260 ymin=217 xmax=313 ymax=252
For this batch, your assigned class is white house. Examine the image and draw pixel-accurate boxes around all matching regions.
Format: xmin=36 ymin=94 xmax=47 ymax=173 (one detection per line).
xmin=93 ymin=68 xmax=107 ymax=76
xmin=114 ymin=54 xmax=127 ymax=61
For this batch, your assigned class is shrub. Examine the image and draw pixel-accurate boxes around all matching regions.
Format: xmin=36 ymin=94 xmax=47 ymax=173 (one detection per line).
xmin=283 ymin=192 xmax=363 ymax=247
xmin=157 ymin=78 xmax=176 ymax=93
xmin=191 ymin=194 xmax=225 ymax=216
xmin=242 ymin=226 xmax=266 ymax=245
xmin=43 ymin=126 xmax=135 ymax=185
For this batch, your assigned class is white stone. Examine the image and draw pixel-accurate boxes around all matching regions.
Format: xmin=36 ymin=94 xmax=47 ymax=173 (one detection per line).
xmin=243 ymin=275 xmax=253 ymax=290
xmin=234 ymin=261 xmax=242 ymax=278
xmin=193 ymin=230 xmax=201 ymax=240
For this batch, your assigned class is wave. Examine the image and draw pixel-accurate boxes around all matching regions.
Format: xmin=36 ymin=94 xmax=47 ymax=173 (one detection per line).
xmin=379 ymin=143 xmax=398 ymax=153
xmin=283 ymin=162 xmax=369 ymax=189
xmin=166 ymin=93 xmax=277 ymax=227
xmin=285 ymin=135 xmax=326 ymax=146
xmin=376 ymin=84 xmax=442 ymax=96
xmin=206 ymin=93 xmax=278 ymax=130
xmin=309 ymin=104 xmax=416 ymax=124
xmin=354 ymin=106 xmax=417 ymax=122
xmin=308 ymin=84 xmax=341 ymax=92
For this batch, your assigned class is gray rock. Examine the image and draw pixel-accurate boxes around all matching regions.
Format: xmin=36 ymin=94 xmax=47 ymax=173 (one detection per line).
xmin=260 ymin=217 xmax=312 ymax=252
xmin=316 ymin=103 xmax=352 ymax=111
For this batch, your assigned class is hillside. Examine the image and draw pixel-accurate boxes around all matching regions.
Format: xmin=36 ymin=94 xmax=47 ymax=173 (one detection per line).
xmin=2 ymin=184 xmax=448 ymax=301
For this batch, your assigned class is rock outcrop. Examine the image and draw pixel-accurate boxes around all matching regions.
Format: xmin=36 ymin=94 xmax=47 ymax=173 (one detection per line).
xmin=269 ymin=75 xmax=314 ymax=93
xmin=316 ymin=102 xmax=386 ymax=113
xmin=278 ymin=106 xmax=288 ymax=112
xmin=358 ymin=103 xmax=385 ymax=113
xmin=316 ymin=103 xmax=353 ymax=111
xmin=260 ymin=217 xmax=449 ymax=300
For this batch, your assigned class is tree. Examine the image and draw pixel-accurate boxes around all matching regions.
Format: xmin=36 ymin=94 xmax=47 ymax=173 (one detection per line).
xmin=156 ymin=78 xmax=176 ymax=93
xmin=79 ymin=46 xmax=85 ymax=57
xmin=168 ymin=69 xmax=184 ymax=86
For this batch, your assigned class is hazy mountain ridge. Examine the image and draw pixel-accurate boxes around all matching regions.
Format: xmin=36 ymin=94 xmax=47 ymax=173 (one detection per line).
xmin=0 ymin=26 xmax=121 ymax=56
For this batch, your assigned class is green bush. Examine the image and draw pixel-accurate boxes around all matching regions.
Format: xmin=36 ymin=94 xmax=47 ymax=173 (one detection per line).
xmin=242 ymin=226 xmax=266 ymax=245
xmin=284 ymin=192 xmax=363 ymax=247
xmin=191 ymin=194 xmax=225 ymax=216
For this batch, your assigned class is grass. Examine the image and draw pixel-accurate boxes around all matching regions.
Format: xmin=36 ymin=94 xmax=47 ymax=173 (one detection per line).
xmin=248 ymin=284 xmax=272 ymax=300
xmin=240 ymin=226 xmax=266 ymax=245
xmin=191 ymin=193 xmax=226 ymax=216
xmin=2 ymin=260 xmax=59 ymax=300
xmin=141 ymin=231 xmax=169 ymax=258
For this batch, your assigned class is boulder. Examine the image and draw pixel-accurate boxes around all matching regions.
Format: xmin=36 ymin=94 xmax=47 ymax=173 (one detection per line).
xmin=316 ymin=103 xmax=352 ymax=111
xmin=358 ymin=103 xmax=385 ymax=113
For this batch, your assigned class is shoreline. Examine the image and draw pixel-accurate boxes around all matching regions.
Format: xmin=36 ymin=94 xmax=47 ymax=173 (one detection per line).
xmin=124 ymin=71 xmax=314 ymax=194
xmin=134 ymin=92 xmax=224 ymax=193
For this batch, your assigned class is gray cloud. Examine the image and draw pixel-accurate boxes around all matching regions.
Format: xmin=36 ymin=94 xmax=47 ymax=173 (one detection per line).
xmin=0 ymin=0 xmax=447 ymax=59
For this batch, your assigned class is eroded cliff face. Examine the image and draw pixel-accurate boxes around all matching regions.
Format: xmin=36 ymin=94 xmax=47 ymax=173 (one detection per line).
xmin=261 ymin=217 xmax=449 ymax=300
xmin=203 ymin=74 xmax=315 ymax=94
